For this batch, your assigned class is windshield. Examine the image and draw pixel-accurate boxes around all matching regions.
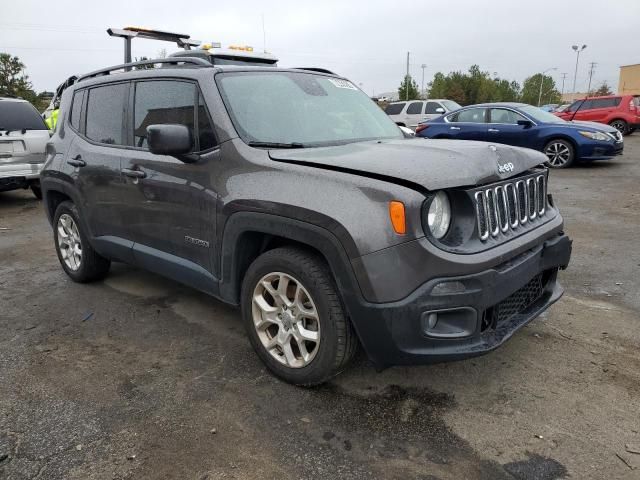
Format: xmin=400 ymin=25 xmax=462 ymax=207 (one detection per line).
xmin=0 ymin=101 xmax=47 ymax=131
xmin=519 ymin=105 xmax=565 ymax=124
xmin=441 ymin=100 xmax=462 ymax=111
xmin=217 ymin=71 xmax=403 ymax=147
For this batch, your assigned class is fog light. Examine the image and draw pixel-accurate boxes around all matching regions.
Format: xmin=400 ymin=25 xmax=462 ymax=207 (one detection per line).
xmin=427 ymin=312 xmax=438 ymax=329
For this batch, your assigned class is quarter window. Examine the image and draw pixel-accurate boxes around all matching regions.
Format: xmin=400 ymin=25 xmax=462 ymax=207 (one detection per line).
xmin=406 ymin=102 xmax=423 ymax=115
xmin=384 ymin=103 xmax=406 ymax=115
xmin=85 ymin=83 xmax=128 ymax=145
xmin=70 ymin=90 xmax=84 ymax=131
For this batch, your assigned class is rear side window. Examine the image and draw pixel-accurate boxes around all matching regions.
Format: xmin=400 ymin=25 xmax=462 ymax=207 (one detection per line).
xmin=385 ymin=103 xmax=405 ymax=115
xmin=70 ymin=90 xmax=85 ymax=131
xmin=85 ymin=83 xmax=128 ymax=145
xmin=450 ymin=108 xmax=486 ymax=123
xmin=0 ymin=101 xmax=47 ymax=131
xmin=406 ymin=102 xmax=423 ymax=115
xmin=591 ymin=97 xmax=620 ymax=109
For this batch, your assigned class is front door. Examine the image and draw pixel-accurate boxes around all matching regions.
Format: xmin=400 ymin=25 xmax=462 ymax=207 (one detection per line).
xmin=486 ymin=108 xmax=531 ymax=148
xmin=120 ymin=79 xmax=219 ymax=288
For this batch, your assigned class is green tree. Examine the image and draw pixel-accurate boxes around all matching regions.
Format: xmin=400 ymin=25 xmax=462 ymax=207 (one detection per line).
xmin=398 ymin=74 xmax=420 ymax=101
xmin=0 ymin=53 xmax=37 ymax=103
xmin=426 ymin=66 xmax=519 ymax=105
xmin=520 ymin=73 xmax=560 ymax=106
xmin=593 ymin=81 xmax=613 ymax=96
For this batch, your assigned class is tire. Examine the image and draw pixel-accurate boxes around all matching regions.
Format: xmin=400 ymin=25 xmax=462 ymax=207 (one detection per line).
xmin=628 ymin=128 xmax=636 ymax=135
xmin=53 ymin=200 xmax=111 ymax=282
xmin=609 ymin=119 xmax=629 ymax=135
xmin=543 ymin=139 xmax=575 ymax=168
xmin=241 ymin=247 xmax=358 ymax=386
xmin=30 ymin=184 xmax=42 ymax=200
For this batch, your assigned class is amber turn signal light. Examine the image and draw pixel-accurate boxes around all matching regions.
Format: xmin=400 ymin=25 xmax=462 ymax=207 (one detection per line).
xmin=389 ymin=201 xmax=406 ymax=234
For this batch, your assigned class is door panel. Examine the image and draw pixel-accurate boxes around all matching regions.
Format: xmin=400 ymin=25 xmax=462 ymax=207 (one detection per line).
xmin=447 ymin=107 xmax=488 ymax=140
xmin=486 ymin=108 xmax=531 ymax=147
xmin=404 ymin=101 xmax=424 ymax=128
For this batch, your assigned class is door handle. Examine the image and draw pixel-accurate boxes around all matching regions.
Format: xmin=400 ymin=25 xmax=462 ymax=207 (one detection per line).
xmin=67 ymin=154 xmax=86 ymax=167
xmin=488 ymin=128 xmax=500 ymax=133
xmin=449 ymin=126 xmax=461 ymax=130
xmin=122 ymin=168 xmax=147 ymax=179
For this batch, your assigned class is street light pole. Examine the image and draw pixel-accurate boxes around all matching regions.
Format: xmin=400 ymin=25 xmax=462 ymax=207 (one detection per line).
xmin=538 ymin=67 xmax=557 ymax=106
xmin=571 ymin=44 xmax=587 ymax=95
xmin=421 ymin=64 xmax=427 ymax=99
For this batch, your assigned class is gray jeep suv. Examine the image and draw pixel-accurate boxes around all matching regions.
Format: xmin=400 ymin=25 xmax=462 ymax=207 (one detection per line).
xmin=41 ymin=58 xmax=571 ymax=385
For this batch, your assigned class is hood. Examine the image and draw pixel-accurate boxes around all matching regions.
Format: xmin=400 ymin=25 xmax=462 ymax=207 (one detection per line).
xmin=269 ymin=139 xmax=547 ymax=192
xmin=564 ymin=120 xmax=619 ymax=134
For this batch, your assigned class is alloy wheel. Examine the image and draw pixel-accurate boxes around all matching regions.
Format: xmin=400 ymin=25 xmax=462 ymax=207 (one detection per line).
xmin=251 ymin=272 xmax=321 ymax=368
xmin=544 ymin=142 xmax=571 ymax=167
xmin=610 ymin=120 xmax=627 ymax=134
xmin=57 ymin=214 xmax=82 ymax=271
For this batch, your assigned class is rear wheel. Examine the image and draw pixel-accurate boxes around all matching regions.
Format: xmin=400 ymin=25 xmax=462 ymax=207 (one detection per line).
xmin=609 ymin=119 xmax=629 ymax=135
xmin=241 ymin=247 xmax=357 ymax=385
xmin=544 ymin=139 xmax=575 ymax=168
xmin=53 ymin=201 xmax=111 ymax=282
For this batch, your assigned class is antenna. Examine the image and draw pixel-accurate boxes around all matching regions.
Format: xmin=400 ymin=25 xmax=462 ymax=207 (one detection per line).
xmin=262 ymin=14 xmax=266 ymax=53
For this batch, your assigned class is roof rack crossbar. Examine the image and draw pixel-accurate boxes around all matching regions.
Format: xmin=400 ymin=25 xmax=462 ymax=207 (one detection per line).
xmin=76 ymin=57 xmax=211 ymax=83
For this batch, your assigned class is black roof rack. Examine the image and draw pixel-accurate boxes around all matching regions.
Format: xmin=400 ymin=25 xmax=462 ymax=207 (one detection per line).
xmin=107 ymin=27 xmax=201 ymax=64
xmin=76 ymin=57 xmax=211 ymax=83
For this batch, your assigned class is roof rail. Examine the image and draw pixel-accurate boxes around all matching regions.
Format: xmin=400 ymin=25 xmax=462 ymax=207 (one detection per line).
xmin=76 ymin=57 xmax=211 ymax=83
xmin=294 ymin=67 xmax=337 ymax=75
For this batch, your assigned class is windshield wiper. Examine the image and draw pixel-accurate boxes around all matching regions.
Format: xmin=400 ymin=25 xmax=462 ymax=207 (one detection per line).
xmin=248 ymin=141 xmax=306 ymax=149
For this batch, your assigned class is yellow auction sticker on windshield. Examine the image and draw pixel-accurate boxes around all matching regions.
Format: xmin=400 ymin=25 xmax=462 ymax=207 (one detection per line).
xmin=327 ymin=78 xmax=358 ymax=90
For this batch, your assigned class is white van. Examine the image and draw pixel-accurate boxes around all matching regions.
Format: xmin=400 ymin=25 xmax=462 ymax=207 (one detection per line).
xmin=385 ymin=99 xmax=461 ymax=129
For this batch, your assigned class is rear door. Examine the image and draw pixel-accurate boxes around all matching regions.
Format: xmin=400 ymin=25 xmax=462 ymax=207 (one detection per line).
xmin=583 ymin=97 xmax=618 ymax=122
xmin=120 ymin=79 xmax=219 ymax=283
xmin=404 ymin=101 xmax=424 ymax=128
xmin=444 ymin=107 xmax=488 ymax=140
xmin=67 ymin=83 xmax=131 ymax=246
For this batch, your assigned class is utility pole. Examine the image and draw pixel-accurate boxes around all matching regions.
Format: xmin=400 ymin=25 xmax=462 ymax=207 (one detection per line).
xmin=571 ymin=44 xmax=587 ymax=94
xmin=587 ymin=62 xmax=597 ymax=95
xmin=421 ymin=64 xmax=427 ymax=99
xmin=560 ymin=73 xmax=568 ymax=98
xmin=405 ymin=52 xmax=410 ymax=101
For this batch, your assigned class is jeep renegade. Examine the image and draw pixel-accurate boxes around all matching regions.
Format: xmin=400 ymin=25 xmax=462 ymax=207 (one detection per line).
xmin=41 ymin=58 xmax=572 ymax=385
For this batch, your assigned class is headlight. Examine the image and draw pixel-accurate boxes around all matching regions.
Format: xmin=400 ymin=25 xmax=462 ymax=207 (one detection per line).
xmin=579 ymin=130 xmax=610 ymax=141
xmin=426 ymin=191 xmax=451 ymax=239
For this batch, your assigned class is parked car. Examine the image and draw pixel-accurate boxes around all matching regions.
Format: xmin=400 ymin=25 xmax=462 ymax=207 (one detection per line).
xmin=416 ymin=102 xmax=623 ymax=168
xmin=41 ymin=60 xmax=571 ymax=385
xmin=555 ymin=95 xmax=640 ymax=135
xmin=554 ymin=104 xmax=571 ymax=113
xmin=539 ymin=104 xmax=559 ymax=112
xmin=0 ymin=97 xmax=50 ymax=199
xmin=385 ymin=99 xmax=462 ymax=128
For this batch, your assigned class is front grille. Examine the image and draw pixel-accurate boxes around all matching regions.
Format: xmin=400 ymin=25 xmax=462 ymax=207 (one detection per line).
xmin=474 ymin=172 xmax=547 ymax=241
xmin=481 ymin=272 xmax=547 ymax=331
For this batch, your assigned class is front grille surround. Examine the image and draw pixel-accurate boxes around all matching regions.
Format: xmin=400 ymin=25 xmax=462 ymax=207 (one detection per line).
xmin=474 ymin=171 xmax=548 ymax=242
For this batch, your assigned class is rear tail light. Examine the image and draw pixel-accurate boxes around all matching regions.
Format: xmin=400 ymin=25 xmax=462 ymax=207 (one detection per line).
xmin=415 ymin=124 xmax=429 ymax=135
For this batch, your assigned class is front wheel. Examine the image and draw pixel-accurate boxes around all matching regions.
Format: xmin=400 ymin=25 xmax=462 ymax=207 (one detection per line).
xmin=544 ymin=139 xmax=575 ymax=168
xmin=241 ymin=247 xmax=357 ymax=385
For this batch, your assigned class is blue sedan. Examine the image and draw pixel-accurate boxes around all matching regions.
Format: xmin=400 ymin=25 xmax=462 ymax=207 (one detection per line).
xmin=415 ymin=102 xmax=624 ymax=168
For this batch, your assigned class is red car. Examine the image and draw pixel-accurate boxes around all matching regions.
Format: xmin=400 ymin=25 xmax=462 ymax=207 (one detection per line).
xmin=555 ymin=94 xmax=640 ymax=135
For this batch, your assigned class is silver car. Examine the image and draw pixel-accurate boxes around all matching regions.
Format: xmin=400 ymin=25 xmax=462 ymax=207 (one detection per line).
xmin=0 ymin=97 xmax=50 ymax=199
xmin=384 ymin=99 xmax=462 ymax=129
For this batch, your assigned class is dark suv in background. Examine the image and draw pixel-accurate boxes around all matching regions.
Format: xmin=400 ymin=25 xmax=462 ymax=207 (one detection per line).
xmin=41 ymin=58 xmax=572 ymax=385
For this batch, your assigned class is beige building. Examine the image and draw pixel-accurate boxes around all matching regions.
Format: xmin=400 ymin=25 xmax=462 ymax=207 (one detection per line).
xmin=561 ymin=92 xmax=589 ymax=103
xmin=619 ymin=64 xmax=640 ymax=95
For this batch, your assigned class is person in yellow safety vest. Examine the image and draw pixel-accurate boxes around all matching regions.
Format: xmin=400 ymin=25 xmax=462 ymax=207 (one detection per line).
xmin=45 ymin=108 xmax=59 ymax=131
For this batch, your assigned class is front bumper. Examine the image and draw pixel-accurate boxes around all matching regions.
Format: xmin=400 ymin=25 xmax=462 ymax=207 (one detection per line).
xmin=577 ymin=140 xmax=623 ymax=161
xmin=346 ymin=233 xmax=572 ymax=368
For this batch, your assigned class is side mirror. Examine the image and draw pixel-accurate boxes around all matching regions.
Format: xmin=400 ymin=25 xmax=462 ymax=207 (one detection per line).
xmin=147 ymin=124 xmax=196 ymax=162
xmin=435 ymin=107 xmax=445 ymax=114
xmin=517 ymin=119 xmax=533 ymax=128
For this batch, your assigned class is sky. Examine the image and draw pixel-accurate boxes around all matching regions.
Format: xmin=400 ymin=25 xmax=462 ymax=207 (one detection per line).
xmin=2 ymin=0 xmax=638 ymax=97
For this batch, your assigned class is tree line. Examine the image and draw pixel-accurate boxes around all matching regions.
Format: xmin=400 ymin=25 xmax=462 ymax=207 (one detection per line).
xmin=398 ymin=64 xmax=613 ymax=105
xmin=0 ymin=53 xmax=51 ymax=111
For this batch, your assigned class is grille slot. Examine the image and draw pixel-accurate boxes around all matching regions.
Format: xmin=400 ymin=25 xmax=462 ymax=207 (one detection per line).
xmin=474 ymin=173 xmax=547 ymax=241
